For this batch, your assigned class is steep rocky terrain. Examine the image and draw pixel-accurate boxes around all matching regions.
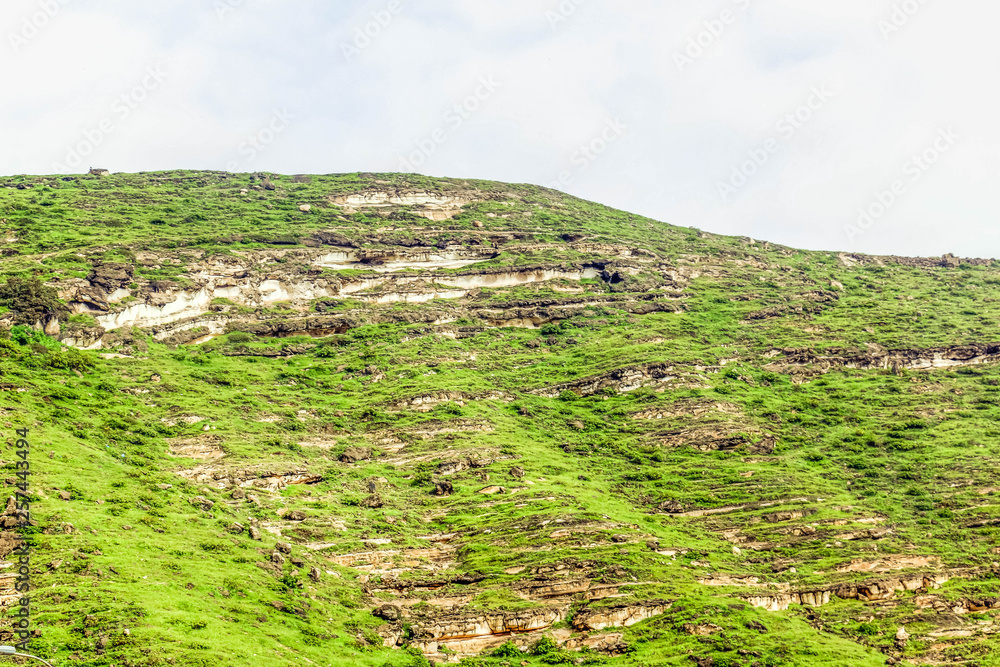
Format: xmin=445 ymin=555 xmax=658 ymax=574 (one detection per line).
xmin=1 ymin=170 xmax=1000 ymax=666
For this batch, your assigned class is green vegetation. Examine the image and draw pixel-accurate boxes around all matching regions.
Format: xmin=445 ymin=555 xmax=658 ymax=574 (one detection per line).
xmin=0 ymin=276 xmax=68 ymax=325
xmin=0 ymin=170 xmax=998 ymax=666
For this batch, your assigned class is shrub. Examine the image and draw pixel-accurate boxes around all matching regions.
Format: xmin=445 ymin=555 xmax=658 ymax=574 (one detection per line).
xmin=0 ymin=277 xmax=69 ymax=325
xmin=855 ymin=621 xmax=879 ymax=636
xmin=10 ymin=325 xmax=49 ymax=347
xmin=491 ymin=641 xmax=523 ymax=658
xmin=540 ymin=323 xmax=561 ymax=336
xmin=531 ymin=636 xmax=560 ymax=655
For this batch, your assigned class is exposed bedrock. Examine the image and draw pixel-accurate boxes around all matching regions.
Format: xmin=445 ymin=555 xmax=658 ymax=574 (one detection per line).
xmin=62 ymin=290 xmax=683 ymax=349
xmin=533 ymin=361 xmax=711 ymax=398
xmin=766 ymin=343 xmax=1000 ymax=373
xmin=391 ymin=599 xmax=671 ymax=659
xmin=743 ymin=572 xmax=957 ymax=611
xmin=57 ymin=252 xmax=679 ymax=345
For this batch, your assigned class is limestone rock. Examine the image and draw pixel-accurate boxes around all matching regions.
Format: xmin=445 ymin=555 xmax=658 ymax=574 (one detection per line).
xmin=683 ymin=623 xmax=722 ymax=636
xmin=573 ymin=600 xmax=672 ymax=632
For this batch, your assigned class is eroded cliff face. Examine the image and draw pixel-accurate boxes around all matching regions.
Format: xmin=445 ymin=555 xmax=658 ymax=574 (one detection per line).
xmin=52 ymin=235 xmax=684 ymax=349
xmin=329 ymin=191 xmax=476 ymax=221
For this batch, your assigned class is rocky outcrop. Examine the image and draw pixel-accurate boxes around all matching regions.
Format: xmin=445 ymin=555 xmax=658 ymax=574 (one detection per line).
xmin=167 ymin=435 xmax=225 ymax=460
xmin=403 ymin=599 xmax=671 ymax=659
xmin=744 ymin=290 xmax=840 ymax=321
xmin=572 ymin=600 xmax=673 ymax=631
xmin=53 ymin=242 xmax=683 ymax=348
xmin=329 ymin=190 xmax=475 ymax=221
xmin=533 ymin=362 xmax=709 ymax=398
xmin=744 ymin=572 xmax=952 ymax=611
xmin=838 ymin=252 xmax=995 ymax=269
xmin=655 ymin=426 xmax=777 ymax=454
xmin=914 ymin=594 xmax=1000 ymax=614
xmin=408 ymin=607 xmax=564 ymax=646
xmin=765 ymin=344 xmax=1000 ymax=374
xmin=176 ymin=465 xmax=323 ymax=491
xmin=339 ymin=447 xmax=373 ymax=463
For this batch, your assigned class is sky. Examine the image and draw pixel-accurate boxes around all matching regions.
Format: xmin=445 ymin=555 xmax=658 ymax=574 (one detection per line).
xmin=2 ymin=0 xmax=999 ymax=258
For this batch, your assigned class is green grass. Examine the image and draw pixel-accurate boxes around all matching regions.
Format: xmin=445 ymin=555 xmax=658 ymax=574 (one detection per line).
xmin=1 ymin=170 xmax=1000 ymax=666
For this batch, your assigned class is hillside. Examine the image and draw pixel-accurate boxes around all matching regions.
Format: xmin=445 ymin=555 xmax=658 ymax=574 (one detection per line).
xmin=1 ymin=170 xmax=1000 ymax=666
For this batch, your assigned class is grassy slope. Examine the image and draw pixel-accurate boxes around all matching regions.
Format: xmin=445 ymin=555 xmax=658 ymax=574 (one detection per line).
xmin=1 ymin=171 xmax=999 ymax=666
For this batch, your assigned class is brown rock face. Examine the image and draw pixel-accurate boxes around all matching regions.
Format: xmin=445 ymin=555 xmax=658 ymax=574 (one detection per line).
xmin=572 ymin=600 xmax=673 ymax=631
xmin=766 ymin=343 xmax=1000 ymax=375
xmin=340 ymin=447 xmax=373 ymax=463
xmin=188 ymin=496 xmax=214 ymax=511
xmin=683 ymin=623 xmax=722 ymax=636
xmin=744 ymin=572 xmax=954 ymax=611
xmin=409 ymin=608 xmax=564 ymax=643
xmin=87 ymin=262 xmax=134 ymax=291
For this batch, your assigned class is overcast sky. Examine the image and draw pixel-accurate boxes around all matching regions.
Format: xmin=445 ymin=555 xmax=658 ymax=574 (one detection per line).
xmin=2 ymin=0 xmax=999 ymax=258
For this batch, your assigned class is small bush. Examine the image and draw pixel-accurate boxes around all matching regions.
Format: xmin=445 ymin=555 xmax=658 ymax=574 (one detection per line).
xmin=491 ymin=641 xmax=523 ymax=658
xmin=227 ymin=332 xmax=254 ymax=344
xmin=0 ymin=277 xmax=69 ymax=325
xmin=531 ymin=636 xmax=560 ymax=655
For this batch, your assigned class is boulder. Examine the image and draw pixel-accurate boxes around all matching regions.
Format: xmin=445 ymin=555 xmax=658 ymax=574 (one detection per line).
xmin=373 ymin=605 xmax=402 ymax=622
xmin=339 ymin=447 xmax=372 ymax=463
xmin=189 ymin=496 xmax=214 ymax=511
